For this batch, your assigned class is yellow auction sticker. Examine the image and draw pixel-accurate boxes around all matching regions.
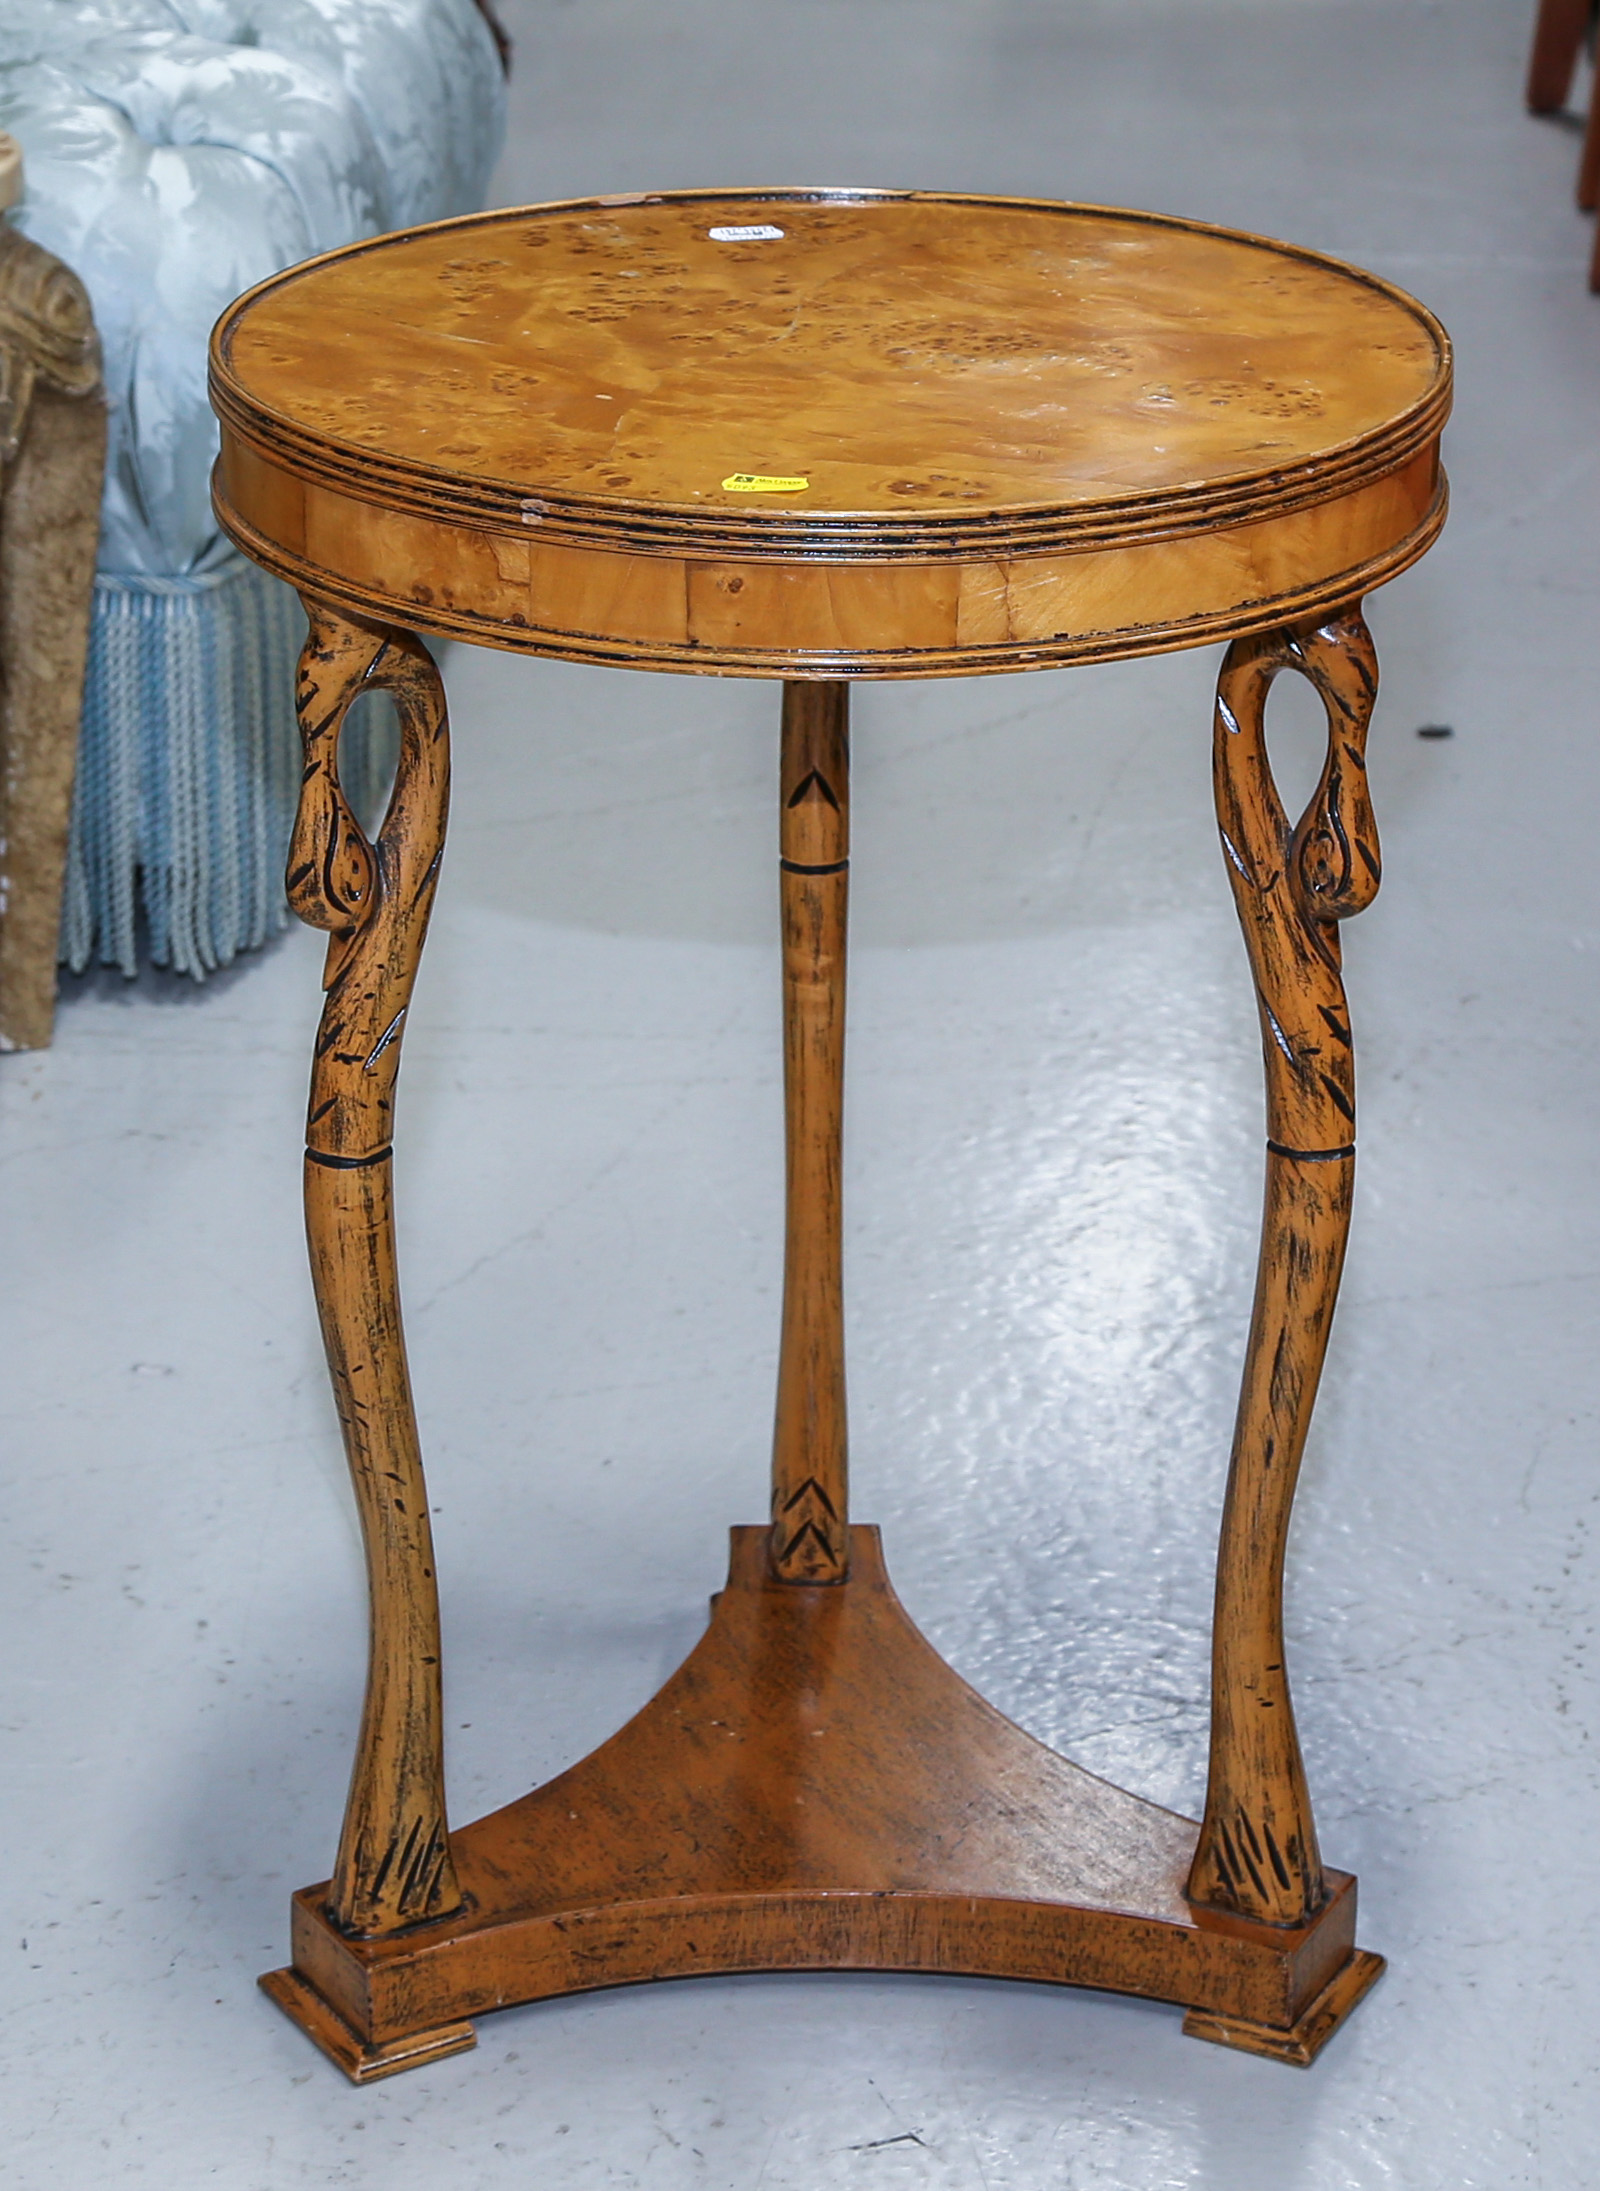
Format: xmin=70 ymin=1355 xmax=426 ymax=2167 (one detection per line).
xmin=722 ymin=472 xmax=809 ymax=493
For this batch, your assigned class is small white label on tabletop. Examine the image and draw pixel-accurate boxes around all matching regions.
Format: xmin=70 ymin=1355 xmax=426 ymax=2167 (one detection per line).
xmin=722 ymin=473 xmax=809 ymax=493
xmin=709 ymin=224 xmax=785 ymax=242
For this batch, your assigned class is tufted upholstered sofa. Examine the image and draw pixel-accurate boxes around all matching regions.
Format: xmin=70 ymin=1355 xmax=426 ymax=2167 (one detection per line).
xmin=0 ymin=0 xmax=506 ymax=978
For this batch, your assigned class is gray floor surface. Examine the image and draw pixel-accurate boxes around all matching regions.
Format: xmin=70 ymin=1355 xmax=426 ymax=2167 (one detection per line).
xmin=5 ymin=1 xmax=1598 ymax=2184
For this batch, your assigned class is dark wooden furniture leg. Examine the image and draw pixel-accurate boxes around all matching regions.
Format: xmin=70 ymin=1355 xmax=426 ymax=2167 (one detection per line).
xmin=1182 ymin=606 xmax=1386 ymax=2054
xmin=1526 ymin=0 xmax=1591 ymax=111
xmin=1522 ymin=0 xmax=1600 ymax=286
xmin=1581 ymin=75 xmax=1600 ymax=285
xmin=259 ymin=601 xmax=475 ymax=2079
xmin=1578 ymin=0 xmax=1600 ymax=226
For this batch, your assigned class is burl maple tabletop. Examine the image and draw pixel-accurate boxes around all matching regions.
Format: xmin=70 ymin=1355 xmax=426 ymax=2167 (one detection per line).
xmin=210 ymin=189 xmax=1450 ymax=2082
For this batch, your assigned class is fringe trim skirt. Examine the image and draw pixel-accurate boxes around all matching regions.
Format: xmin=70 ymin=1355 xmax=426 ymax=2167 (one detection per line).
xmin=62 ymin=558 xmax=397 ymax=979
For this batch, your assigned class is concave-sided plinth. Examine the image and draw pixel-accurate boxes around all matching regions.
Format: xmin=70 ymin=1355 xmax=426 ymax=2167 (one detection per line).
xmin=264 ymin=1528 xmax=1380 ymax=2080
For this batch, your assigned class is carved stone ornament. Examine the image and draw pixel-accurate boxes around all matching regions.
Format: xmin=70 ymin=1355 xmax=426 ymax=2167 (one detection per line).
xmin=0 ymin=215 xmax=102 ymax=465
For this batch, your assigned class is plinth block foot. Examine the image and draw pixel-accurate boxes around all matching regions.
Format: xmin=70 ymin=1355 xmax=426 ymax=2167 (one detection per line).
xmin=259 ymin=1966 xmax=476 ymax=2083
xmin=1182 ymin=1947 xmax=1384 ymax=2066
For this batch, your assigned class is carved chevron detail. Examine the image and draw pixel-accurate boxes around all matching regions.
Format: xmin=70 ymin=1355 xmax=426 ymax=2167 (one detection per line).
xmin=786 ymin=767 xmax=840 ymax=810
xmin=772 ymin=1475 xmax=846 ymax=1582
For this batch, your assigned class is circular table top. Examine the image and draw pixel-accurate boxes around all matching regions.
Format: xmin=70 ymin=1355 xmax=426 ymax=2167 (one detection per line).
xmin=211 ymin=190 xmax=1451 ymax=676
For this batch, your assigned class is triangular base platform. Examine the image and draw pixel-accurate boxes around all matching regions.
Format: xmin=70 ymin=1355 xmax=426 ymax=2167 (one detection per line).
xmin=264 ymin=1528 xmax=1381 ymax=2080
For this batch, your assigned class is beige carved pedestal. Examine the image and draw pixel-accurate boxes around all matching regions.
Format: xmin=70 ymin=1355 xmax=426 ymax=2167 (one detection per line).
xmin=0 ymin=135 xmax=106 ymax=1052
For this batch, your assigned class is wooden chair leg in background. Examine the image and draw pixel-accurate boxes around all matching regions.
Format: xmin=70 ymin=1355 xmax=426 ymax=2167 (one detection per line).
xmin=1526 ymin=0 xmax=1592 ymax=112
xmin=258 ymin=600 xmax=475 ymax=2078
xmin=1581 ymin=62 xmax=1600 ymax=283
xmin=1576 ymin=0 xmax=1600 ymax=221
xmin=0 ymin=200 xmax=105 ymax=1051
xmin=1523 ymin=0 xmax=1600 ymax=286
xmin=1183 ymin=608 xmax=1386 ymax=2050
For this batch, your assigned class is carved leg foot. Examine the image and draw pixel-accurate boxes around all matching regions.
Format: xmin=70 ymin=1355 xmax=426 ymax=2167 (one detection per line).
xmin=1184 ymin=1949 xmax=1385 ymax=2066
xmin=260 ymin=1968 xmax=476 ymax=2084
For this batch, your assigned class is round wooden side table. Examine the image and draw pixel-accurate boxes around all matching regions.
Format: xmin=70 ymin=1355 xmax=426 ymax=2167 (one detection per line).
xmin=210 ymin=188 xmax=1450 ymax=2083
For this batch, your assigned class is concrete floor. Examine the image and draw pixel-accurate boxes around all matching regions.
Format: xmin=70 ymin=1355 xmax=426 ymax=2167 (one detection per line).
xmin=5 ymin=1 xmax=1598 ymax=2184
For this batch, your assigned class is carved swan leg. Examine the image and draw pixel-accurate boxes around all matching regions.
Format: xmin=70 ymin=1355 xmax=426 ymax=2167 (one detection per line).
xmin=1187 ymin=607 xmax=1381 ymax=1929
xmin=770 ymin=681 xmax=851 ymax=1583
xmin=289 ymin=601 xmax=460 ymax=1936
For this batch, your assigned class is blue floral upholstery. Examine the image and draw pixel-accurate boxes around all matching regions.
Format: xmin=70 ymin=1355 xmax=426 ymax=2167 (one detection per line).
xmin=0 ymin=0 xmax=506 ymax=974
